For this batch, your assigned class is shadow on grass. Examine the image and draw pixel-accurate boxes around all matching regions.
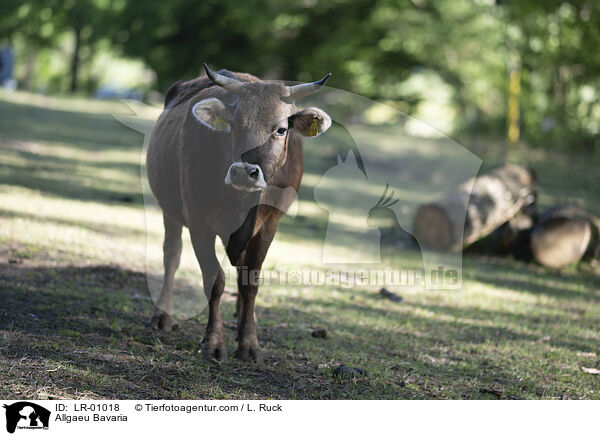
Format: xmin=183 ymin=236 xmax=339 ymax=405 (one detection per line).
xmin=0 ymin=263 xmax=499 ymax=399
xmin=2 ymin=261 xmax=588 ymax=399
xmin=0 ymin=99 xmax=144 ymax=204
xmin=0 ymin=99 xmax=141 ymax=150
xmin=465 ymin=259 xmax=600 ymax=303
xmin=0 ymin=263 xmax=302 ymax=399
xmin=0 ymin=209 xmax=150 ymax=239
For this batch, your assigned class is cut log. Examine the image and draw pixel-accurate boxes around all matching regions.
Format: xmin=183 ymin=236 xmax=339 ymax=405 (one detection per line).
xmin=531 ymin=206 xmax=599 ymax=269
xmin=412 ymin=164 xmax=537 ymax=252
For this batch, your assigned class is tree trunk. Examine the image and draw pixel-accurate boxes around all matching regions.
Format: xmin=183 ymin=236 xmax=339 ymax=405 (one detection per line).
xmin=531 ymin=206 xmax=599 ymax=269
xmin=412 ymin=164 xmax=537 ymax=252
xmin=22 ymin=51 xmax=37 ymax=91
xmin=70 ymin=26 xmax=82 ymax=93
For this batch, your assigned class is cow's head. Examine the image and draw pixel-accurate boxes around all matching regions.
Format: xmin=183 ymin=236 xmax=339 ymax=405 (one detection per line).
xmin=193 ymin=64 xmax=332 ymax=192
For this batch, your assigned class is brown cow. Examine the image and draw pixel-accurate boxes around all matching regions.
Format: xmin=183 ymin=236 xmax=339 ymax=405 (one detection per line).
xmin=146 ymin=64 xmax=331 ymax=362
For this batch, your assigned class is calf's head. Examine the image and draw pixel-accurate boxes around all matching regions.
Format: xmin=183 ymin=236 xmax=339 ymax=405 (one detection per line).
xmin=192 ymin=64 xmax=332 ymax=192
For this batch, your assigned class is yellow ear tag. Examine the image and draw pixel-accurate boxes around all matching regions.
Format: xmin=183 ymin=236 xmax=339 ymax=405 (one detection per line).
xmin=307 ymin=118 xmax=319 ymax=136
xmin=213 ymin=115 xmax=229 ymax=130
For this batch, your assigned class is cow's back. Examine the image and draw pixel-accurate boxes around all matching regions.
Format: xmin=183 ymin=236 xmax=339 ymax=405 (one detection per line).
xmin=164 ymin=70 xmax=260 ymax=109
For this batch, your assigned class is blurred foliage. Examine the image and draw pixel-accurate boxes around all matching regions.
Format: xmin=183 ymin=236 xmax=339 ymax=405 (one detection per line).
xmin=1 ymin=0 xmax=599 ymax=149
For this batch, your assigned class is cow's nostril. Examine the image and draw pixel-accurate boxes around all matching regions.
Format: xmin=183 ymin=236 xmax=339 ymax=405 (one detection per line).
xmin=248 ymin=168 xmax=259 ymax=179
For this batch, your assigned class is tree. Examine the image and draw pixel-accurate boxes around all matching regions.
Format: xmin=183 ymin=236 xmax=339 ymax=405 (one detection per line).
xmin=503 ymin=1 xmax=600 ymax=149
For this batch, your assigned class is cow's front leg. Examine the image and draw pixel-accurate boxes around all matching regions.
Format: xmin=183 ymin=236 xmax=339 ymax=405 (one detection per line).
xmin=235 ymin=221 xmax=277 ymax=363
xmin=189 ymin=226 xmax=227 ymax=360
xmin=235 ymin=269 xmax=261 ymax=362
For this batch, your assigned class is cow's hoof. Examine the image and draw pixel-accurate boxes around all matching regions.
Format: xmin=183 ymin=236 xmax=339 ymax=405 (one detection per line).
xmin=150 ymin=310 xmax=178 ymax=332
xmin=200 ymin=342 xmax=228 ymax=361
xmin=235 ymin=346 xmax=263 ymax=363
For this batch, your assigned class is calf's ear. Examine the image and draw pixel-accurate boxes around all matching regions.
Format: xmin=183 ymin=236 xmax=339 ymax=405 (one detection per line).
xmin=191 ymin=98 xmax=231 ymax=131
xmin=290 ymin=107 xmax=331 ymax=137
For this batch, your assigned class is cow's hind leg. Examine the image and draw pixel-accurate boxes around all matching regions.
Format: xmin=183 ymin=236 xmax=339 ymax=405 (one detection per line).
xmin=235 ymin=220 xmax=277 ymax=363
xmin=189 ymin=225 xmax=227 ymax=361
xmin=151 ymin=213 xmax=182 ymax=332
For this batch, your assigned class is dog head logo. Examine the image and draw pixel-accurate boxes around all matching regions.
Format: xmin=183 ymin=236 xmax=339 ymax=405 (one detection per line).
xmin=3 ymin=402 xmax=50 ymax=433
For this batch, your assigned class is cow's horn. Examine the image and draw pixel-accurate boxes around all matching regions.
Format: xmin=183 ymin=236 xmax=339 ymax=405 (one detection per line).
xmin=203 ymin=63 xmax=244 ymax=94
xmin=283 ymin=73 xmax=332 ymax=100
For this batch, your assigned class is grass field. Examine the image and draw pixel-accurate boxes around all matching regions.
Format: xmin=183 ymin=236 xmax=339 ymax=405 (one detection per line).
xmin=1 ymin=90 xmax=599 ymax=399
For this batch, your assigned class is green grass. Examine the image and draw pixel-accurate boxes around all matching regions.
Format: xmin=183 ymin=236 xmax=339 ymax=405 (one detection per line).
xmin=0 ymin=90 xmax=599 ymax=399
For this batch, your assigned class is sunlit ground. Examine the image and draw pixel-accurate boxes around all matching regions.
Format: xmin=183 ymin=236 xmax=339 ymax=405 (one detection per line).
xmin=0 ymin=90 xmax=599 ymax=399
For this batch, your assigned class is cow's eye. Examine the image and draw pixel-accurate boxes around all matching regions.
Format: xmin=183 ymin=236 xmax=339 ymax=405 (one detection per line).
xmin=274 ymin=127 xmax=287 ymax=137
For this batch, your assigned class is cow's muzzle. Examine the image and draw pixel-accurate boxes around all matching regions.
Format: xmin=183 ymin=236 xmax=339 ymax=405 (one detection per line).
xmin=224 ymin=162 xmax=267 ymax=192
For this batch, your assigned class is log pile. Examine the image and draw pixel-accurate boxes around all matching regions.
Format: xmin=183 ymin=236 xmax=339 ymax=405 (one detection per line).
xmin=412 ymin=164 xmax=599 ymax=269
xmin=412 ymin=164 xmax=537 ymax=252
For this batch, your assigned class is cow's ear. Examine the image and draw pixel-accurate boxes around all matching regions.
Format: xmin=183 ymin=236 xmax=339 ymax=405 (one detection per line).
xmin=191 ymin=98 xmax=231 ymax=131
xmin=289 ymin=107 xmax=331 ymax=137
